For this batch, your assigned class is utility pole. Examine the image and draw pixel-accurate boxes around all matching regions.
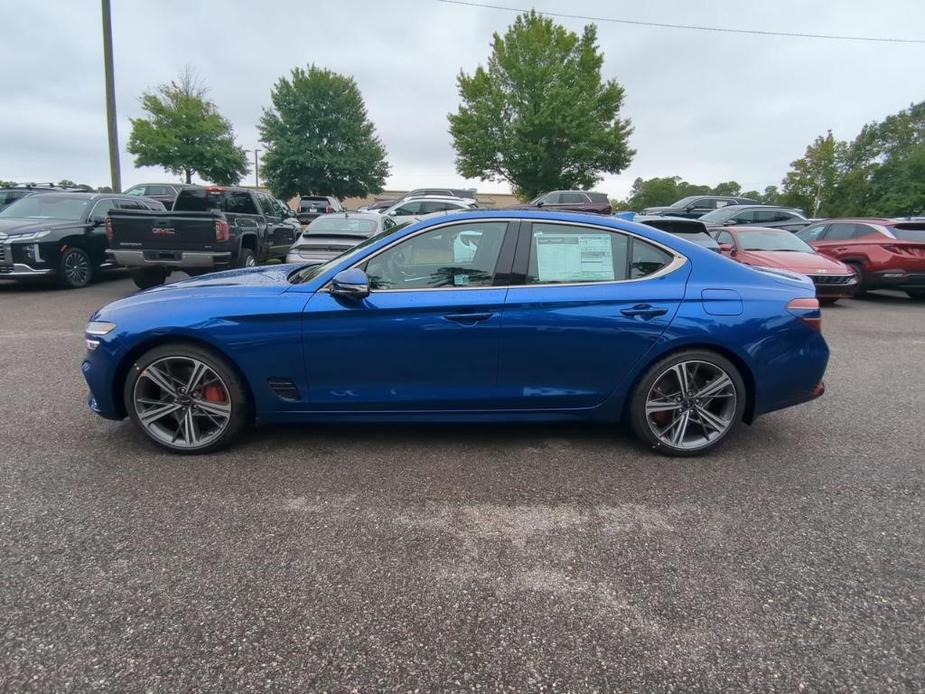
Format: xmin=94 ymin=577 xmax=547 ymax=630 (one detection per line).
xmin=101 ymin=0 xmax=121 ymax=192
xmin=254 ymin=148 xmax=261 ymax=188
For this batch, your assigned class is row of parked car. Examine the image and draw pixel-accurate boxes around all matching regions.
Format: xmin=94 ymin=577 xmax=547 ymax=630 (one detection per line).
xmin=2 ymin=181 xmax=923 ymax=300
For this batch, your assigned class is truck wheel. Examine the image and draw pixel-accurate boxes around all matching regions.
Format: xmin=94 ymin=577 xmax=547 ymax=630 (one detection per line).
xmin=907 ymin=290 xmax=925 ymax=301
xmin=57 ymin=247 xmax=93 ymax=289
xmin=236 ymin=248 xmax=256 ymax=268
xmin=131 ymin=268 xmax=168 ymax=290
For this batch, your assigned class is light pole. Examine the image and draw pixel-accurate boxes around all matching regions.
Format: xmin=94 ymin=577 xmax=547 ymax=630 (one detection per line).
xmin=254 ymin=148 xmax=261 ymax=189
xmin=101 ymin=0 xmax=121 ymax=192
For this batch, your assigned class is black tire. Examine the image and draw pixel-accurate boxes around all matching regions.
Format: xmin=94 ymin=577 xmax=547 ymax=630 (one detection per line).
xmin=906 ymin=290 xmax=925 ymax=300
xmin=236 ymin=248 xmax=256 ymax=268
xmin=123 ymin=343 xmax=250 ymax=454
xmin=847 ymin=263 xmax=866 ymax=296
xmin=629 ymin=349 xmax=747 ymax=457
xmin=819 ymin=298 xmax=839 ymax=305
xmin=131 ymin=268 xmax=169 ymax=290
xmin=57 ymin=247 xmax=93 ymax=289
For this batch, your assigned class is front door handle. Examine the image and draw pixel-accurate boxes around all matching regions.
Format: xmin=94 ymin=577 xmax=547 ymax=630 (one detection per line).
xmin=444 ymin=312 xmax=493 ymax=325
xmin=621 ymin=304 xmax=668 ymax=319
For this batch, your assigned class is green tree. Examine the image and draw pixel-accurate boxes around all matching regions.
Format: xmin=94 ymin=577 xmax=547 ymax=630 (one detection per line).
xmin=448 ymin=10 xmax=634 ymax=200
xmin=258 ymin=65 xmax=389 ymax=200
xmin=834 ymin=101 xmax=925 ymax=216
xmin=621 ymin=176 xmax=713 ymax=210
xmin=128 ymin=68 xmax=248 ymax=185
xmin=712 ymin=180 xmax=742 ymax=197
xmin=780 ymin=131 xmax=848 ymax=217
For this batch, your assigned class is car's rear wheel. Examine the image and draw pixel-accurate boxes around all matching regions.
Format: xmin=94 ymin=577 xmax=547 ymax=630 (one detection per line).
xmin=57 ymin=247 xmax=93 ymax=289
xmin=906 ymin=290 xmax=925 ymax=300
xmin=236 ymin=248 xmax=256 ymax=268
xmin=131 ymin=268 xmax=169 ymax=289
xmin=629 ymin=350 xmax=746 ymax=457
xmin=124 ymin=344 xmax=249 ymax=454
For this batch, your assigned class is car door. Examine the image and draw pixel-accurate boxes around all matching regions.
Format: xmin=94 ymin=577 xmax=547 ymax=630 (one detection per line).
xmin=302 ymin=219 xmax=517 ymax=410
xmin=496 ymin=220 xmax=687 ymax=409
xmin=812 ymin=222 xmax=856 ymax=260
xmin=86 ymin=198 xmax=120 ymax=265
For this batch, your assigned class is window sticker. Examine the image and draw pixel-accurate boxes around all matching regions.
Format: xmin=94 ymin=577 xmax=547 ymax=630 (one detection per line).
xmin=534 ymin=233 xmax=614 ymax=282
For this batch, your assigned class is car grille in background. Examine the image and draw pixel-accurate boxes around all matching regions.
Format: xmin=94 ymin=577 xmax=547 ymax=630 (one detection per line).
xmin=267 ymin=378 xmax=300 ymax=401
xmin=810 ymin=274 xmax=854 ymax=285
xmin=0 ymin=244 xmax=5 ymax=262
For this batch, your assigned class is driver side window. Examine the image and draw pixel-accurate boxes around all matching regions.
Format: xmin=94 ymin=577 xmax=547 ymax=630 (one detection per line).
xmin=365 ymin=222 xmax=508 ymax=290
xmin=89 ymin=198 xmax=117 ymax=222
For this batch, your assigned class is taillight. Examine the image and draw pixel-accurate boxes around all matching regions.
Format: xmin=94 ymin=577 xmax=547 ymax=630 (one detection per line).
xmin=215 ymin=218 xmax=230 ymax=242
xmin=104 ymin=217 xmax=112 ymax=241
xmin=786 ymin=297 xmax=822 ymax=331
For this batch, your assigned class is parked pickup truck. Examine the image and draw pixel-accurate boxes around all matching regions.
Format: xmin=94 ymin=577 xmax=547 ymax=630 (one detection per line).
xmin=107 ymin=185 xmax=299 ymax=289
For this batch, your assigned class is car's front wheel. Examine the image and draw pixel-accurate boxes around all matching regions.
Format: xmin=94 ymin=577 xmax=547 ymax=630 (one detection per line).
xmin=57 ymin=247 xmax=93 ymax=289
xmin=629 ymin=350 xmax=746 ymax=456
xmin=124 ymin=344 xmax=250 ymax=454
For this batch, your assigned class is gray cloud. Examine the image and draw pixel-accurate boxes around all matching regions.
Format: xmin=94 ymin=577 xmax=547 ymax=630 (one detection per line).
xmin=1 ymin=0 xmax=923 ymax=198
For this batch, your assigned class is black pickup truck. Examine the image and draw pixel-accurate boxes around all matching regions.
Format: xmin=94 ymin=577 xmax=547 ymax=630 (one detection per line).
xmin=107 ymin=186 xmax=299 ymax=289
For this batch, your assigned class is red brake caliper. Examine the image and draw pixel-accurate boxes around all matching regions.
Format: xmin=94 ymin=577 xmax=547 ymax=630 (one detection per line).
xmin=201 ymin=384 xmax=227 ymax=402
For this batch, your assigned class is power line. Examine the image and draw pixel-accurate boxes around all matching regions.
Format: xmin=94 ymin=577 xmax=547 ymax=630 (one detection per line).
xmin=436 ymin=0 xmax=925 ymax=45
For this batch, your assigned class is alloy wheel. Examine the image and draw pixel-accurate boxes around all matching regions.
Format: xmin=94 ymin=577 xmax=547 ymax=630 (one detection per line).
xmin=132 ymin=356 xmax=232 ymax=449
xmin=645 ymin=360 xmax=738 ymax=451
xmin=63 ymin=250 xmax=90 ymax=286
xmin=245 ymin=255 xmax=257 ymax=267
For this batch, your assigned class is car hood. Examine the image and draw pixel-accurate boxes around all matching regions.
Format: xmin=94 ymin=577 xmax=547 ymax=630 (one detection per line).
xmin=740 ymin=250 xmax=849 ymax=273
xmin=0 ymin=218 xmax=83 ymax=236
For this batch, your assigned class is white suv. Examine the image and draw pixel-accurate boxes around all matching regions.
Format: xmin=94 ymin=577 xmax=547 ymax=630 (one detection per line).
xmin=380 ymin=196 xmax=478 ymax=225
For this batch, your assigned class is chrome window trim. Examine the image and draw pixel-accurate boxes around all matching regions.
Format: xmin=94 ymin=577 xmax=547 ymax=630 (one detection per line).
xmin=320 ymin=217 xmax=689 ymax=294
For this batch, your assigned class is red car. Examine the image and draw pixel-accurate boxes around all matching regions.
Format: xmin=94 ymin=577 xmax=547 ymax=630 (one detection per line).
xmin=796 ymin=218 xmax=925 ymax=300
xmin=713 ymin=226 xmax=858 ymax=303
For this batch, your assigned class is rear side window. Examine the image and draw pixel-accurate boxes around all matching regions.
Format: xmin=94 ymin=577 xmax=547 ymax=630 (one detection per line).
xmin=527 ymin=223 xmax=629 ymax=284
xmin=797 ymin=225 xmax=826 ymax=242
xmin=630 ymin=240 xmax=673 ymax=278
xmin=559 ymin=192 xmax=588 ymax=204
xmin=587 ymin=192 xmax=610 ymax=203
xmin=175 ymin=189 xmax=258 ymax=214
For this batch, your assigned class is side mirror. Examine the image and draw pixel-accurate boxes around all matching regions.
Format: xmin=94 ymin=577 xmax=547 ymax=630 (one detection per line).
xmin=718 ymin=242 xmax=733 ymax=253
xmin=330 ymin=268 xmax=369 ymax=300
xmin=722 ymin=219 xmax=737 ymax=226
xmin=536 ymin=201 xmax=545 ymax=208
xmin=89 ymin=217 xmax=106 ymax=227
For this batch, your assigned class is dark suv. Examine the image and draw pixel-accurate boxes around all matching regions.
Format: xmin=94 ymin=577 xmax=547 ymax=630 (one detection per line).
xmin=123 ymin=183 xmax=193 ymax=208
xmin=0 ymin=192 xmax=165 ymax=288
xmin=643 ymin=195 xmax=758 ymax=218
xmin=519 ymin=190 xmax=612 ymax=215
xmin=0 ymin=184 xmax=81 ymax=212
xmin=699 ymin=205 xmax=810 ymax=232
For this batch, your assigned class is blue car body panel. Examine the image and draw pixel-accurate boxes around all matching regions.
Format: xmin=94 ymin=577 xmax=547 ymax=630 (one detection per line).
xmin=82 ymin=211 xmax=828 ymax=426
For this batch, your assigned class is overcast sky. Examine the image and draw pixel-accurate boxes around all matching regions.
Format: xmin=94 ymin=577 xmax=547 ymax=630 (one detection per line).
xmin=2 ymin=0 xmax=923 ymax=198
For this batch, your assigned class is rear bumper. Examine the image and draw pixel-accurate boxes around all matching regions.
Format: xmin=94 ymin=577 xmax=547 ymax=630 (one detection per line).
xmin=867 ymin=270 xmax=925 ymax=289
xmin=108 ymin=249 xmax=232 ymax=269
xmin=286 ymin=250 xmax=340 ymax=264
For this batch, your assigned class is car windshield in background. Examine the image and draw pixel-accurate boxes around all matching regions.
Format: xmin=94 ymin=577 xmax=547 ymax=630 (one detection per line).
xmin=698 ymin=207 xmax=738 ymax=223
xmin=892 ymin=226 xmax=925 ymax=242
xmin=0 ymin=195 xmax=90 ymax=220
xmin=737 ymin=229 xmax=814 ymax=252
xmin=308 ymin=216 xmax=379 ymax=235
xmin=669 ymin=196 xmax=699 ymax=208
xmin=289 ymin=223 xmax=410 ymax=284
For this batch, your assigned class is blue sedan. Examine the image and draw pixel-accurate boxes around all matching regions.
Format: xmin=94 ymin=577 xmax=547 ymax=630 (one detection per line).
xmin=82 ymin=211 xmax=829 ymax=457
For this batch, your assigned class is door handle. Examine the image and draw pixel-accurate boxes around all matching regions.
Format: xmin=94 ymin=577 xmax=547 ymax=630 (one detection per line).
xmin=444 ymin=312 xmax=493 ymax=325
xmin=621 ymin=304 xmax=668 ymax=319
xmin=833 ymin=246 xmax=848 ymax=252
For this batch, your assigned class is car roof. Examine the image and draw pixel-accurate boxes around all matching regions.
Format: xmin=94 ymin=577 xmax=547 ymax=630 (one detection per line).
xmin=815 ymin=217 xmax=895 ymax=224
xmin=397 ymin=196 xmax=471 ymax=203
xmin=721 ymin=225 xmax=793 ymax=233
xmin=312 ymin=211 xmax=382 ymax=220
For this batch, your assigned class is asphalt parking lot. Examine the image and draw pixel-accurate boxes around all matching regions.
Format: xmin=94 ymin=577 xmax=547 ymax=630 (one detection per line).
xmin=1 ymin=273 xmax=922 ymax=692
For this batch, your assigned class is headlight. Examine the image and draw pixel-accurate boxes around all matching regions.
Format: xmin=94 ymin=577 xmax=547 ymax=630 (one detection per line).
xmin=85 ymin=321 xmax=116 ymax=336
xmin=10 ymin=230 xmax=50 ymax=242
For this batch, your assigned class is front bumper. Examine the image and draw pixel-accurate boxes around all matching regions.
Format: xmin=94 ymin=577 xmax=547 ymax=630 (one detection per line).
xmin=868 ymin=270 xmax=925 ymax=289
xmin=108 ymin=249 xmax=232 ymax=269
xmin=0 ymin=262 xmax=54 ymax=277
xmin=810 ymin=273 xmax=858 ymax=299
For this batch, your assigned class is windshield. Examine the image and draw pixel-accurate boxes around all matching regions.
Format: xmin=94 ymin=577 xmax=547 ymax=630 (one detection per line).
xmin=0 ymin=195 xmax=90 ymax=220
xmin=699 ymin=207 xmax=738 ymax=223
xmin=667 ymin=196 xmax=699 ymax=209
xmin=289 ymin=222 xmax=410 ymax=284
xmin=737 ymin=229 xmax=813 ymax=252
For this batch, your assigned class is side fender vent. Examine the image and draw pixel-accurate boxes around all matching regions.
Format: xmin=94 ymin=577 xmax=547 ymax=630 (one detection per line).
xmin=267 ymin=378 xmax=300 ymax=401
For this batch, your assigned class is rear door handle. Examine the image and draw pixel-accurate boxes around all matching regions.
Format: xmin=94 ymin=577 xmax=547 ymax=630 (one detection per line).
xmin=621 ymin=304 xmax=668 ymax=319
xmin=444 ymin=312 xmax=493 ymax=325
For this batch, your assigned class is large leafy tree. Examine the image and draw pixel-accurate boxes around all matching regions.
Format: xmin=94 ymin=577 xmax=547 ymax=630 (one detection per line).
xmin=128 ymin=68 xmax=248 ymax=185
xmin=448 ymin=11 xmax=634 ymax=200
xmin=258 ymin=65 xmax=389 ymax=200
xmin=780 ymin=131 xmax=848 ymax=217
